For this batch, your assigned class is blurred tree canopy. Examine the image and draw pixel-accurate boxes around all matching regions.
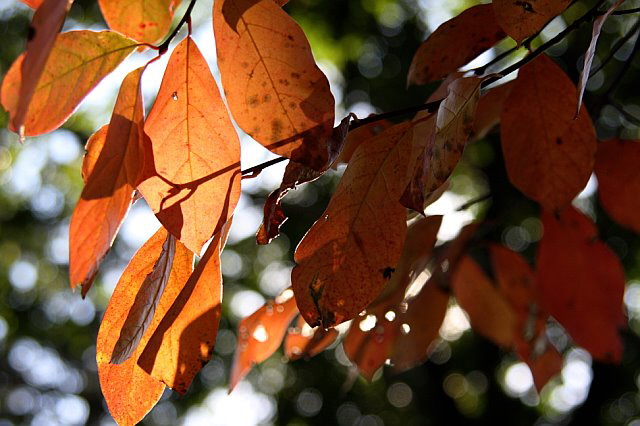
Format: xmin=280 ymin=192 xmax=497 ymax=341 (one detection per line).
xmin=1 ymin=0 xmax=640 ymax=425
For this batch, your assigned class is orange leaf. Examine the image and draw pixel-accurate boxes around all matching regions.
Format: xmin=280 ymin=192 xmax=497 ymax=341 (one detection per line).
xmin=230 ymin=292 xmax=298 ymax=390
xmin=470 ymin=81 xmax=513 ymax=141
xmin=138 ymin=222 xmax=230 ymax=394
xmin=452 ymin=256 xmax=516 ymax=348
xmin=81 ymin=125 xmax=108 ymax=184
xmin=284 ymin=316 xmax=338 ymax=361
xmin=0 ymin=30 xmax=138 ymax=137
xmin=69 ymin=66 xmax=147 ymax=296
xmin=213 ymin=0 xmax=335 ymax=170
xmin=21 ymin=0 xmax=43 ymax=7
xmin=12 ymin=0 xmax=73 ymax=139
xmin=401 ymin=77 xmax=483 ymax=212
xmin=292 ymin=121 xmax=421 ymax=328
xmin=97 ymin=227 xmax=193 ymax=426
xmin=493 ymin=0 xmax=571 ymax=44
xmin=99 ymin=0 xmax=181 ymax=44
xmin=501 ymin=54 xmax=596 ymax=210
xmin=595 ymin=139 xmax=640 ymax=233
xmin=536 ymin=206 xmax=626 ymax=362
xmin=408 ymin=4 xmax=506 ymax=85
xmin=331 ymin=119 xmax=393 ymax=169
xmin=138 ymin=37 xmax=241 ymax=254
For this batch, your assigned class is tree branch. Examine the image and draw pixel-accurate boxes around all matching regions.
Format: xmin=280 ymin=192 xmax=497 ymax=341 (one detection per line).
xmin=156 ymin=0 xmax=197 ymax=54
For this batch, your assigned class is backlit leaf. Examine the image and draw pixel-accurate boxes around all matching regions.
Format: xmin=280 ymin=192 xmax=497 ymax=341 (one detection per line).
xmin=284 ymin=316 xmax=338 ymax=361
xmin=138 ymin=37 xmax=241 ymax=254
xmin=21 ymin=0 xmax=43 ymax=7
xmin=408 ymin=4 xmax=506 ymax=85
xmin=214 ymin=0 xmax=335 ymax=170
xmin=81 ymin=125 xmax=108 ymax=183
xmin=292 ymin=121 xmax=421 ymax=328
xmin=536 ymin=206 xmax=626 ymax=362
xmin=501 ymin=54 xmax=596 ymax=210
xmin=230 ymin=291 xmax=298 ymax=391
xmin=595 ymin=139 xmax=640 ymax=233
xmin=12 ymin=0 xmax=73 ymax=139
xmin=69 ymin=66 xmax=146 ymax=296
xmin=97 ymin=228 xmax=193 ymax=426
xmin=493 ymin=0 xmax=571 ymax=44
xmin=0 ymin=30 xmax=138 ymax=137
xmin=331 ymin=119 xmax=393 ymax=169
xmin=99 ymin=0 xmax=181 ymax=44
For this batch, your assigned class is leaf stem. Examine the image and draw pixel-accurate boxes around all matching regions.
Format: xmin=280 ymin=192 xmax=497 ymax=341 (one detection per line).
xmin=157 ymin=0 xmax=198 ymax=55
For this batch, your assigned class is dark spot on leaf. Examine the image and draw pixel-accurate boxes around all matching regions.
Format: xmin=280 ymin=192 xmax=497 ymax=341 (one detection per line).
xmin=263 ymin=94 xmax=271 ymax=103
xmin=291 ymin=72 xmax=301 ymax=79
xmin=241 ymin=61 xmax=249 ymax=68
xmin=248 ymin=95 xmax=259 ymax=107
xmin=27 ymin=26 xmax=35 ymax=41
xmin=515 ymin=1 xmax=534 ymax=13
xmin=381 ymin=267 xmax=395 ymax=279
xmin=287 ymin=35 xmax=294 ymax=41
xmin=556 ymin=137 xmax=563 ymax=145
xmin=271 ymin=119 xmax=283 ymax=139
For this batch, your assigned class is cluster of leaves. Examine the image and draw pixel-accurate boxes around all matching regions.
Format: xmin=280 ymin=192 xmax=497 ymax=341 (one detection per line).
xmin=1 ymin=0 xmax=639 ymax=424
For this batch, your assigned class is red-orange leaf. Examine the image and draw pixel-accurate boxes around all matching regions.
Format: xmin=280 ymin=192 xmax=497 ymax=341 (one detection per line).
xmin=332 ymin=119 xmax=393 ymax=169
xmin=470 ymin=81 xmax=513 ymax=141
xmin=213 ymin=0 xmax=335 ymax=170
xmin=595 ymin=139 xmax=640 ymax=233
xmin=284 ymin=316 xmax=338 ymax=361
xmin=408 ymin=4 xmax=506 ymax=85
xmin=81 ymin=125 xmax=108 ymax=183
xmin=230 ymin=293 xmax=298 ymax=390
xmin=99 ymin=0 xmax=181 ymax=44
xmin=292 ymin=121 xmax=421 ymax=328
xmin=97 ymin=228 xmax=193 ymax=426
xmin=0 ymin=30 xmax=137 ymax=137
xmin=138 ymin=37 xmax=241 ymax=254
xmin=501 ymin=54 xmax=596 ymax=210
xmin=69 ymin=66 xmax=146 ymax=296
xmin=536 ymin=207 xmax=626 ymax=362
xmin=528 ymin=344 xmax=563 ymax=392
xmin=493 ymin=0 xmax=571 ymax=44
xmin=21 ymin=0 xmax=43 ymax=7
xmin=12 ymin=0 xmax=73 ymax=139
xmin=138 ymin=222 xmax=229 ymax=394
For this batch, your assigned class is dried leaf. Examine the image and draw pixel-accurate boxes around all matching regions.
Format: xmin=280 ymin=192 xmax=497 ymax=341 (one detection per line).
xmin=493 ymin=0 xmax=571 ymax=44
xmin=138 ymin=37 xmax=241 ymax=254
xmin=595 ymin=139 xmax=640 ymax=233
xmin=284 ymin=316 xmax=338 ymax=361
xmin=408 ymin=4 xmax=506 ymax=85
xmin=0 ymin=30 xmax=138 ymax=137
xmin=99 ymin=0 xmax=181 ymax=44
xmin=97 ymin=228 xmax=193 ymax=426
xmin=214 ymin=0 xmax=335 ymax=170
xmin=69 ymin=66 xmax=146 ymax=296
xmin=536 ymin=206 xmax=626 ymax=362
xmin=230 ymin=292 xmax=298 ymax=391
xmin=111 ymin=234 xmax=177 ymax=364
xmin=501 ymin=54 xmax=596 ymax=210
xmin=139 ymin=221 xmax=230 ymax=394
xmin=12 ymin=0 xmax=73 ymax=139
xmin=292 ymin=121 xmax=421 ymax=328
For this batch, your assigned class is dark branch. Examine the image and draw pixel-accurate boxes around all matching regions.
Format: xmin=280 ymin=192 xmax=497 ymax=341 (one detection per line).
xmin=610 ymin=7 xmax=640 ymax=16
xmin=157 ymin=0 xmax=197 ymax=54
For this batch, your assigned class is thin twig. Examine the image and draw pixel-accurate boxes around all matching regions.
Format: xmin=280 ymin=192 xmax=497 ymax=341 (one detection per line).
xmin=610 ymin=7 xmax=640 ymax=15
xmin=157 ymin=0 xmax=197 ymax=54
xmin=456 ymin=193 xmax=492 ymax=211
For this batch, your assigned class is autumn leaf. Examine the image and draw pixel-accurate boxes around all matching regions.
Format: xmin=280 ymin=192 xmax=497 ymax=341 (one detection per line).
xmin=97 ymin=227 xmax=193 ymax=426
xmin=501 ymin=54 xmax=596 ymax=210
xmin=331 ymin=119 xmax=393 ymax=169
xmin=138 ymin=37 xmax=241 ymax=254
xmin=230 ymin=291 xmax=298 ymax=390
xmin=528 ymin=344 xmax=563 ymax=393
xmin=537 ymin=206 xmax=626 ymax=362
xmin=493 ymin=0 xmax=571 ymax=44
xmin=595 ymin=139 xmax=640 ymax=233
xmin=99 ymin=0 xmax=181 ymax=44
xmin=408 ymin=4 xmax=506 ymax=85
xmin=213 ymin=0 xmax=335 ymax=170
xmin=11 ymin=0 xmax=73 ymax=139
xmin=1 ymin=30 xmax=138 ymax=137
xmin=292 ymin=121 xmax=422 ymax=328
xmin=81 ymin=125 xmax=108 ymax=183
xmin=138 ymin=222 xmax=230 ymax=394
xmin=21 ymin=0 xmax=43 ymax=7
xmin=284 ymin=316 xmax=338 ymax=361
xmin=470 ymin=81 xmax=513 ymax=141
xmin=69 ymin=66 xmax=147 ymax=296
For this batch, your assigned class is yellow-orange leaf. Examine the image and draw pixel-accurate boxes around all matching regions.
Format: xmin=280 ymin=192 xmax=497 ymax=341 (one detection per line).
xmin=408 ymin=4 xmax=506 ymax=85
xmin=452 ymin=256 xmax=516 ymax=348
xmin=284 ymin=316 xmax=338 ymax=361
xmin=230 ymin=293 xmax=298 ymax=390
xmin=595 ymin=139 xmax=640 ymax=233
xmin=139 ymin=223 xmax=229 ymax=394
xmin=12 ymin=0 xmax=73 ymax=138
xmin=69 ymin=67 xmax=147 ymax=296
xmin=1 ymin=30 xmax=137 ymax=137
xmin=214 ymin=0 xmax=335 ymax=170
xmin=99 ymin=0 xmax=181 ymax=44
xmin=97 ymin=228 xmax=193 ymax=426
xmin=493 ymin=0 xmax=571 ymax=44
xmin=536 ymin=206 xmax=626 ymax=363
xmin=501 ymin=54 xmax=596 ymax=210
xmin=292 ymin=121 xmax=420 ymax=328
xmin=138 ymin=37 xmax=241 ymax=254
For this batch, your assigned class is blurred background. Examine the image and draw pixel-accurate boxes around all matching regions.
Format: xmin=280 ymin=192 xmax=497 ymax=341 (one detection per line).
xmin=1 ymin=0 xmax=640 ymax=424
